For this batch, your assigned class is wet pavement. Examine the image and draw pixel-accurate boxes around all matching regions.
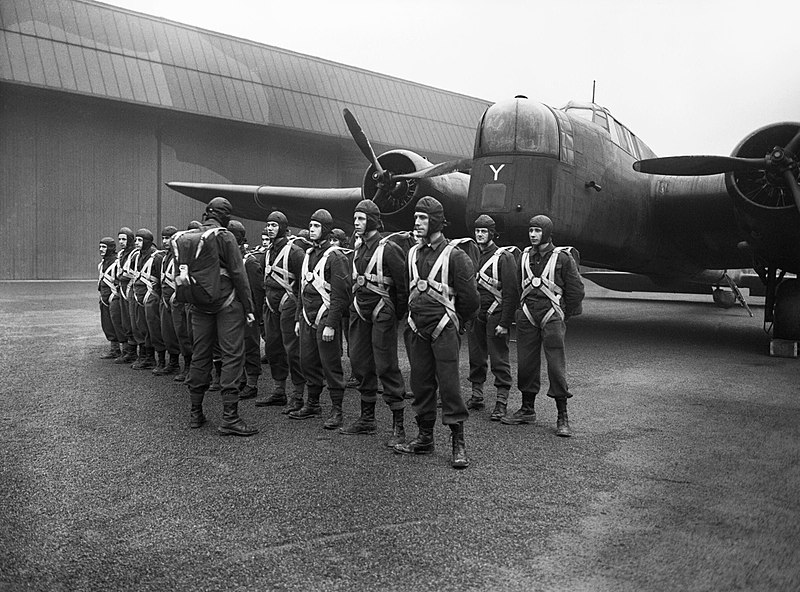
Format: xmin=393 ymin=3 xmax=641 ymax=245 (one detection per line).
xmin=1 ymin=281 xmax=798 ymax=591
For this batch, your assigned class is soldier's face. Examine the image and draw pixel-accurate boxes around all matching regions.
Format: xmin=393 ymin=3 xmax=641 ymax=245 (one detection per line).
xmin=309 ymin=221 xmax=323 ymax=242
xmin=162 ymin=236 xmax=171 ymax=249
xmin=118 ymin=234 xmax=127 ymax=249
xmin=135 ymin=236 xmax=144 ymax=249
xmin=265 ymin=221 xmax=280 ymax=241
xmin=529 ymin=227 xmax=543 ymax=246
xmin=475 ymin=228 xmax=490 ymax=245
xmin=414 ymin=213 xmax=430 ymax=239
xmin=99 ymin=244 xmax=107 ymax=257
xmin=353 ymin=212 xmax=367 ymax=237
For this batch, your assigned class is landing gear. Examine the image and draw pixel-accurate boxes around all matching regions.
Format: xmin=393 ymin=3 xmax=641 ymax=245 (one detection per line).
xmin=773 ymin=279 xmax=800 ymax=340
xmin=760 ymin=265 xmax=800 ymax=354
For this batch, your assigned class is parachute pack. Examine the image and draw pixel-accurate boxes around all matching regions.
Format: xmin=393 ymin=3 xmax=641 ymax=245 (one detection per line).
xmin=172 ymin=227 xmax=227 ymax=306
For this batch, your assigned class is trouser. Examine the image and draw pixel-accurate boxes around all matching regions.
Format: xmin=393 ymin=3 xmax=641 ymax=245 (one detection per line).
xmin=160 ymin=299 xmax=181 ymax=355
xmin=243 ymin=317 xmax=262 ymax=381
xmin=467 ymin=311 xmax=512 ymax=392
xmin=144 ymin=297 xmax=164 ymax=352
xmin=111 ymin=293 xmax=135 ymax=345
xmin=170 ymin=301 xmax=192 ymax=358
xmin=264 ymin=298 xmax=304 ymax=389
xmin=348 ymin=305 xmax=405 ymax=410
xmin=516 ymin=311 xmax=571 ymax=399
xmin=132 ymin=300 xmax=151 ymax=348
xmin=128 ymin=296 xmax=140 ymax=344
xmin=299 ymin=318 xmax=344 ymax=396
xmin=406 ymin=323 xmax=468 ymax=425
xmin=185 ymin=299 xmax=246 ymax=393
xmin=99 ymin=300 xmax=117 ymax=342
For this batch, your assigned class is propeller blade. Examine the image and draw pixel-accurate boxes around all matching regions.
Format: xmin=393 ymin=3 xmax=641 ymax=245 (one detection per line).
xmin=633 ymin=155 xmax=766 ymax=176
xmin=782 ymin=169 xmax=800 ymax=216
xmin=784 ymin=128 xmax=800 ymax=157
xmin=394 ymin=158 xmax=473 ymax=180
xmin=343 ymin=108 xmax=384 ymax=175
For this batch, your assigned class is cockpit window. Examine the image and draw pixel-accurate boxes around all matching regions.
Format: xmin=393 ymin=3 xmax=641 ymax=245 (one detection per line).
xmin=476 ymin=100 xmax=559 ymax=157
xmin=567 ymin=107 xmax=593 ymax=122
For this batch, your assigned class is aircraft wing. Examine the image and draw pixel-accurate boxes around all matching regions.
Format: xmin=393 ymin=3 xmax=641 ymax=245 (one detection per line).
xmin=166 ymin=182 xmax=363 ymax=227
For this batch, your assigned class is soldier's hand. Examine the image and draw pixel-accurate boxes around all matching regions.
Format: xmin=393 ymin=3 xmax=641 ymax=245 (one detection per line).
xmin=294 ymin=321 xmax=300 ymax=337
xmin=495 ymin=325 xmax=509 ymax=337
xmin=246 ymin=313 xmax=255 ymax=326
xmin=322 ymin=326 xmax=335 ymax=342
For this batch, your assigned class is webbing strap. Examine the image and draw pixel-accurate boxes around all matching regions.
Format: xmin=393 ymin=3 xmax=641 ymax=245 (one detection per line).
xmin=408 ymin=242 xmax=459 ymax=341
xmin=520 ymin=247 xmax=565 ymax=328
xmin=99 ymin=259 xmax=119 ymax=298
xmin=134 ymin=254 xmax=158 ymax=305
xmin=162 ymin=257 xmax=175 ymax=307
xmin=265 ymin=242 xmax=296 ymax=307
xmin=301 ymin=245 xmax=339 ymax=328
xmin=352 ymin=237 xmax=395 ymax=323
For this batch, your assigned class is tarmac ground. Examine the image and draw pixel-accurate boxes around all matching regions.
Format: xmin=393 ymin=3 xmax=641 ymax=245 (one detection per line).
xmin=1 ymin=281 xmax=798 ymax=592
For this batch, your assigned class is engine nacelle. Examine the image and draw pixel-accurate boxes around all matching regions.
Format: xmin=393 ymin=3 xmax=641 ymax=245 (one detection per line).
xmin=726 ymin=122 xmax=800 ymax=272
xmin=363 ymin=150 xmax=471 ymax=236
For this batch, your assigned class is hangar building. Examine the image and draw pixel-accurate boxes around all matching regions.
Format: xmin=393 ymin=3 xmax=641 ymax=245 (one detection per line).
xmin=0 ymin=0 xmax=491 ymax=279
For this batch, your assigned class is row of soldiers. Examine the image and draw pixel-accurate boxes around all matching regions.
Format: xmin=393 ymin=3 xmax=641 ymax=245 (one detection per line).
xmin=97 ymin=196 xmax=584 ymax=470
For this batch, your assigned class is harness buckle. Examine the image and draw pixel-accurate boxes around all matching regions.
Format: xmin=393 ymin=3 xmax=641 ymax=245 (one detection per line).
xmin=305 ymin=271 xmax=314 ymax=282
xmin=264 ymin=264 xmax=272 ymax=274
xmin=356 ymin=275 xmax=366 ymax=287
xmin=532 ymin=277 xmax=542 ymax=288
xmin=417 ymin=279 xmax=429 ymax=292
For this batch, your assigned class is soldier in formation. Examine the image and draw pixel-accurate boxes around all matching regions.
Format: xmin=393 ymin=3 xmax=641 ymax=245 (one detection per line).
xmin=98 ymin=196 xmax=585 ymax=464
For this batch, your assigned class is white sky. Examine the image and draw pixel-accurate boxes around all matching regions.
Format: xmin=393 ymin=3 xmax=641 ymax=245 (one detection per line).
xmin=100 ymin=0 xmax=799 ymax=157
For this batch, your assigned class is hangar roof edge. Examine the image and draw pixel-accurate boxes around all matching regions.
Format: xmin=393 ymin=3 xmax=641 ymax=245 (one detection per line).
xmin=0 ymin=0 xmax=492 ymax=158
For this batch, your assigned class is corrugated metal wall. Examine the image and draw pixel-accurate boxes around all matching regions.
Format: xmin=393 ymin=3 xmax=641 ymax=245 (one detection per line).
xmin=0 ymin=84 xmax=357 ymax=279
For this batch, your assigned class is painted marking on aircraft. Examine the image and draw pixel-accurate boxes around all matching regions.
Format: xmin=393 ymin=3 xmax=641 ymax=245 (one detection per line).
xmin=489 ymin=164 xmax=506 ymax=181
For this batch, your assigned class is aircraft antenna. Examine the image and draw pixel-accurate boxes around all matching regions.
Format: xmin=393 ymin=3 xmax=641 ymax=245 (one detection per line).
xmin=592 ymin=80 xmax=596 ymax=103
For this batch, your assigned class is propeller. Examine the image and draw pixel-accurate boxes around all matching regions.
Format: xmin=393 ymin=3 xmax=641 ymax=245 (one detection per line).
xmin=633 ymin=128 xmax=800 ymax=214
xmin=342 ymin=108 xmax=471 ymax=209
xmin=343 ymin=108 xmax=393 ymax=207
xmin=394 ymin=157 xmax=473 ymax=181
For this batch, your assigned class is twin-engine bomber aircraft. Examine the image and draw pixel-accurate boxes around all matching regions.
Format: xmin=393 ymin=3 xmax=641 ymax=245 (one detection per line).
xmin=167 ymin=96 xmax=800 ymax=343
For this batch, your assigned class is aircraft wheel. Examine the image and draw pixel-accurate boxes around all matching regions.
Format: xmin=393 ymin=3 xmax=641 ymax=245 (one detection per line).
xmin=712 ymin=288 xmax=736 ymax=309
xmin=773 ymin=279 xmax=800 ymax=340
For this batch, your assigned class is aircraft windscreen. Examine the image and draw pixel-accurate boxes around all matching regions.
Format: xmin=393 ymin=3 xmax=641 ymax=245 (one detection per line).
xmin=477 ymin=99 xmax=559 ymax=157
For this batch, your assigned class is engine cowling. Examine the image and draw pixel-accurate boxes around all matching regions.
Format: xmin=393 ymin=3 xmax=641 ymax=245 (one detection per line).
xmin=726 ymin=123 xmax=800 ymax=272
xmin=363 ymin=150 xmax=471 ymax=236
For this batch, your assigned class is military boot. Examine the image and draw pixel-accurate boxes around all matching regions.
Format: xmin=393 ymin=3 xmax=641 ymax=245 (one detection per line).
xmin=449 ymin=422 xmax=470 ymax=469
xmin=466 ymin=383 xmax=485 ymax=410
xmin=207 ymin=360 xmax=222 ymax=392
xmin=490 ymin=401 xmax=508 ymax=422
xmin=151 ymin=350 xmax=167 ymax=374
xmin=289 ymin=391 xmax=321 ymax=420
xmin=501 ymin=391 xmax=537 ymax=425
xmin=239 ymin=376 xmax=259 ymax=400
xmin=115 ymin=343 xmax=137 ymax=364
xmin=130 ymin=345 xmax=148 ymax=369
xmin=217 ymin=391 xmax=259 ymax=437
xmin=323 ymin=390 xmax=344 ymax=430
xmin=555 ymin=398 xmax=572 ymax=437
xmin=255 ymin=379 xmax=287 ymax=407
xmin=282 ymin=396 xmax=304 ymax=415
xmin=155 ymin=352 xmax=179 ymax=376
xmin=189 ymin=390 xmax=206 ymax=429
xmin=394 ymin=417 xmax=435 ymax=455
xmin=386 ymin=407 xmax=406 ymax=448
xmin=173 ymin=354 xmax=191 ymax=382
xmin=340 ymin=400 xmax=376 ymax=435
xmin=100 ymin=341 xmax=120 ymax=359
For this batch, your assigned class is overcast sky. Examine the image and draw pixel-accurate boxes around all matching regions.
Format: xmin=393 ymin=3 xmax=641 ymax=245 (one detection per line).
xmin=100 ymin=0 xmax=799 ymax=157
